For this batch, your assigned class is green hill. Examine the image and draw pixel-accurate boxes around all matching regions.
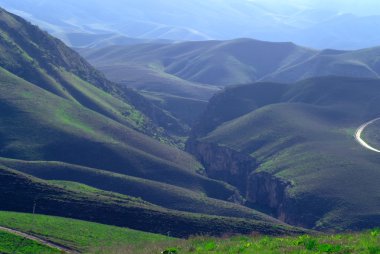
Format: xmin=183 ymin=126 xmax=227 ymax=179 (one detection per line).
xmin=135 ymin=229 xmax=380 ymax=254
xmin=188 ymin=77 xmax=380 ymax=231
xmin=78 ymin=39 xmax=380 ymax=127
xmin=77 ymin=39 xmax=314 ymax=125
xmin=0 ymin=230 xmax=60 ymax=254
xmin=0 ymin=211 xmax=169 ymax=252
xmin=78 ymin=39 xmax=316 ymax=87
xmin=0 ymin=7 xmax=185 ymax=141
xmin=0 ymin=7 xmax=303 ymax=237
xmin=0 ymin=157 xmax=280 ymax=222
xmin=0 ymin=166 xmax=303 ymax=237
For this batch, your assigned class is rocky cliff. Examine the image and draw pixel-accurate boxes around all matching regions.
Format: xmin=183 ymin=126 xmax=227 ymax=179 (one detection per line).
xmin=187 ymin=139 xmax=334 ymax=228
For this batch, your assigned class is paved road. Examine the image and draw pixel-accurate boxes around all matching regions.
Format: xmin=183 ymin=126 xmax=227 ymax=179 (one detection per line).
xmin=355 ymin=117 xmax=380 ymax=153
xmin=0 ymin=226 xmax=77 ymax=253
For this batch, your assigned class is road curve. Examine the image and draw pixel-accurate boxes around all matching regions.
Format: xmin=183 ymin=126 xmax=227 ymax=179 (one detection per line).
xmin=355 ymin=117 xmax=380 ymax=153
xmin=0 ymin=226 xmax=77 ymax=253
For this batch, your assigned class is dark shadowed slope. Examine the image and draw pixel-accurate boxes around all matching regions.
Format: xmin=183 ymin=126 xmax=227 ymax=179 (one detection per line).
xmin=188 ymin=77 xmax=380 ymax=231
xmin=0 ymin=166 xmax=304 ymax=237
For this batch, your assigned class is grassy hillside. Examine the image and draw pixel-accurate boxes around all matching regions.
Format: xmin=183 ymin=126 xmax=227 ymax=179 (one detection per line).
xmin=1 ymin=211 xmax=378 ymax=254
xmin=103 ymin=229 xmax=380 ymax=254
xmin=0 ymin=7 xmax=303 ymax=237
xmin=0 ymin=7 xmax=185 ymax=140
xmin=79 ymin=39 xmax=380 ymax=128
xmin=0 ymin=230 xmax=60 ymax=254
xmin=79 ymin=38 xmax=380 ymax=90
xmin=0 ymin=66 xmax=221 ymax=193
xmin=78 ymin=39 xmax=316 ymax=87
xmin=0 ymin=166 xmax=304 ymax=237
xmin=188 ymin=77 xmax=380 ymax=231
xmin=77 ymin=39 xmax=315 ymax=124
xmin=0 ymin=157 xmax=282 ymax=222
xmin=265 ymin=47 xmax=380 ymax=83
xmin=0 ymin=211 xmax=168 ymax=252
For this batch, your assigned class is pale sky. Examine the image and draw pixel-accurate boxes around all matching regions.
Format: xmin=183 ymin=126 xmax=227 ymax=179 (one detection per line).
xmin=249 ymin=0 xmax=380 ymax=16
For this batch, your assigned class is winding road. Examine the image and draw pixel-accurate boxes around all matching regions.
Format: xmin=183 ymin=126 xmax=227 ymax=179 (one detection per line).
xmin=355 ymin=117 xmax=380 ymax=153
xmin=0 ymin=226 xmax=77 ymax=253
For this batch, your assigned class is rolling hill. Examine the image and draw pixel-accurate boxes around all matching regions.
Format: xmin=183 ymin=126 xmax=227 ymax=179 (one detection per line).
xmin=187 ymin=77 xmax=380 ymax=231
xmin=0 ymin=7 xmax=303 ymax=237
xmin=77 ymin=39 xmax=315 ymax=124
xmin=0 ymin=6 xmax=188 ymax=141
xmin=0 ymin=166 xmax=302 ymax=237
xmin=78 ymin=40 xmax=380 ymax=127
xmin=0 ymin=211 xmax=169 ymax=253
xmin=79 ymin=39 xmax=380 ymax=89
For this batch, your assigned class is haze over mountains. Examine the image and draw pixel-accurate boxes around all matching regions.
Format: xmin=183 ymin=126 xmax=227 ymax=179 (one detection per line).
xmin=1 ymin=0 xmax=380 ymax=246
xmin=2 ymin=0 xmax=380 ymax=49
xmin=0 ymin=7 xmax=304 ymax=237
xmin=78 ymin=39 xmax=380 ymax=127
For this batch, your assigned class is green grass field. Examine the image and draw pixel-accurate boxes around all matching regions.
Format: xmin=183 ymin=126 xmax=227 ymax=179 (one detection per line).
xmin=0 ymin=211 xmax=169 ymax=253
xmin=99 ymin=229 xmax=380 ymax=254
xmin=0 ymin=211 xmax=378 ymax=254
xmin=0 ymin=230 xmax=61 ymax=254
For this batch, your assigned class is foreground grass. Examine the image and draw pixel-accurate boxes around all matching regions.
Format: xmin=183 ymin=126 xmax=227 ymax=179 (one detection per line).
xmin=97 ymin=229 xmax=380 ymax=254
xmin=0 ymin=211 xmax=168 ymax=252
xmin=0 ymin=231 xmax=60 ymax=254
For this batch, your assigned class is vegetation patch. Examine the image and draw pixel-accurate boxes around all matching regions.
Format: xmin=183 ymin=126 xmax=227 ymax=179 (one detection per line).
xmin=0 ymin=211 xmax=168 ymax=252
xmin=0 ymin=230 xmax=60 ymax=254
xmin=98 ymin=229 xmax=380 ymax=254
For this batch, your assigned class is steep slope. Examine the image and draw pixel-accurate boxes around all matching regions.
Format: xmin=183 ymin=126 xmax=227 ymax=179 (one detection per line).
xmin=0 ymin=7 xmax=298 ymax=235
xmin=0 ymin=65 xmax=241 ymax=208
xmin=0 ymin=7 xmax=185 ymax=140
xmin=188 ymin=77 xmax=380 ymax=231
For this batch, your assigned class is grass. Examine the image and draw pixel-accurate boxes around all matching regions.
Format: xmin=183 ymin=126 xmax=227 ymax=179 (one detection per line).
xmin=0 ymin=157 xmax=283 ymax=223
xmin=0 ymin=231 xmax=61 ymax=254
xmin=0 ymin=166 xmax=304 ymax=238
xmin=0 ymin=211 xmax=168 ymax=253
xmin=0 ymin=6 xmax=185 ymax=144
xmin=190 ymin=77 xmax=380 ymax=231
xmin=98 ymin=229 xmax=380 ymax=254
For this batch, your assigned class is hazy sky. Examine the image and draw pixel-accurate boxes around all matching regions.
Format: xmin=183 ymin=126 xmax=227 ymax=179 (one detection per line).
xmin=251 ymin=0 xmax=380 ymax=16
xmin=1 ymin=0 xmax=380 ymax=49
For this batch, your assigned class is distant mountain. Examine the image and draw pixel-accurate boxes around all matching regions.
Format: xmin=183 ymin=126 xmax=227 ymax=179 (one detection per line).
xmin=265 ymin=47 xmax=380 ymax=82
xmin=0 ymin=7 xmax=299 ymax=236
xmin=77 ymin=39 xmax=315 ymax=124
xmin=187 ymin=76 xmax=380 ymax=230
xmin=2 ymin=0 xmax=380 ymax=49
xmin=79 ymin=38 xmax=380 ymax=125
